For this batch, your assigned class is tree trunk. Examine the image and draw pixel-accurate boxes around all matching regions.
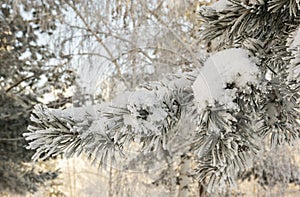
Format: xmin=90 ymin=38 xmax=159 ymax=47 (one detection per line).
xmin=178 ymin=154 xmax=191 ymax=197
xmin=108 ymin=161 xmax=113 ymax=197
xmin=163 ymin=148 xmax=177 ymax=197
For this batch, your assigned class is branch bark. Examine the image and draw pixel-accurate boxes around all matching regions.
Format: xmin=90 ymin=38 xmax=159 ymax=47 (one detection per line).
xmin=178 ymin=154 xmax=191 ymax=197
xmin=5 ymin=74 xmax=35 ymax=93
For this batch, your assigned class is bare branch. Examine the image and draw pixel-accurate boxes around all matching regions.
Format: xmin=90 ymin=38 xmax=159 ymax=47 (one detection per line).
xmin=5 ymin=74 xmax=35 ymax=93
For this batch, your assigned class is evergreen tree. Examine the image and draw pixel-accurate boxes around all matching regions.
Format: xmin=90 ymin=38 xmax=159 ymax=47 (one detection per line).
xmin=0 ymin=0 xmax=74 ymax=194
xmin=24 ymin=0 xmax=300 ymax=195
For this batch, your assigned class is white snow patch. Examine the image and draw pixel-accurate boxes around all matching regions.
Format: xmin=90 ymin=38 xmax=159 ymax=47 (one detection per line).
xmin=127 ymin=90 xmax=158 ymax=107
xmin=192 ymin=48 xmax=259 ymax=109
xmin=210 ymin=0 xmax=229 ymax=12
xmin=19 ymin=49 xmax=32 ymax=60
xmin=288 ymin=28 xmax=300 ymax=81
xmin=19 ymin=4 xmax=33 ymax=20
xmin=290 ymin=27 xmax=300 ymax=49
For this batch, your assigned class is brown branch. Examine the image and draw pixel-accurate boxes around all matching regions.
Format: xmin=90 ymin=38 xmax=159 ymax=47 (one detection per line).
xmin=5 ymin=74 xmax=35 ymax=93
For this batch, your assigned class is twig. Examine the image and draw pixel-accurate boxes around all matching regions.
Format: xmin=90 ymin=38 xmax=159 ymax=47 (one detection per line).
xmin=5 ymin=75 xmax=35 ymax=93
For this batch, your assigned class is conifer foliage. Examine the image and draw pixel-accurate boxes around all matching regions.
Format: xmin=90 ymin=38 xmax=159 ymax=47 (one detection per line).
xmin=24 ymin=0 xmax=300 ymax=193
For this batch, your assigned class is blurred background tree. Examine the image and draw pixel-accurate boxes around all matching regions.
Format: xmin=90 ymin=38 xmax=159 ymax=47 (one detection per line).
xmin=0 ymin=0 xmax=75 ymax=194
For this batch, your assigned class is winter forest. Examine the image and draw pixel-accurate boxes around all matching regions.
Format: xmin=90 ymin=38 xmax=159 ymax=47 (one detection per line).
xmin=1 ymin=0 xmax=300 ymax=196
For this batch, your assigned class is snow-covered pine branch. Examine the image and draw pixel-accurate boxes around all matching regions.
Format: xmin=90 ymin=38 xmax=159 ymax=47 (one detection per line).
xmin=24 ymin=47 xmax=260 ymax=192
xmin=24 ymin=0 xmax=300 ymax=194
xmin=25 ymin=45 xmax=300 ymax=192
xmin=24 ymin=70 xmax=197 ymax=165
xmin=193 ymin=0 xmax=300 ymax=192
xmin=191 ymin=48 xmax=261 ymax=192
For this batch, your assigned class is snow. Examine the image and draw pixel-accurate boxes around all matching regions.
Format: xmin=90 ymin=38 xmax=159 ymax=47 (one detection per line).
xmin=117 ymin=89 xmax=169 ymax=135
xmin=290 ymin=27 xmax=300 ymax=49
xmin=288 ymin=27 xmax=300 ymax=81
xmin=51 ymin=104 xmax=102 ymax=122
xmin=192 ymin=48 xmax=259 ymax=109
xmin=127 ymin=89 xmax=158 ymax=107
xmin=209 ymin=0 xmax=229 ymax=12
xmin=19 ymin=4 xmax=33 ymax=20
